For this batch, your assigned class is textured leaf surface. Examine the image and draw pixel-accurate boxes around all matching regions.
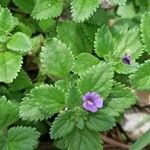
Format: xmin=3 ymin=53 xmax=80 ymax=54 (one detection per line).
xmin=72 ymin=53 xmax=99 ymax=75
xmin=135 ymin=0 xmax=150 ymax=11
xmin=0 ymin=130 xmax=7 ymax=149
xmin=15 ymin=23 xmax=32 ymax=36
xmin=114 ymin=61 xmax=139 ymax=75
xmin=86 ymin=111 xmax=115 ymax=132
xmin=13 ymin=0 xmax=34 ymax=13
xmin=55 ymin=80 xmax=71 ymax=93
xmin=66 ymin=83 xmax=82 ymax=108
xmin=19 ymin=97 xmax=50 ymax=122
xmin=88 ymin=8 xmax=114 ymax=26
xmin=57 ymin=21 xmax=92 ymax=55
xmin=0 ymin=96 xmax=19 ymax=130
xmin=103 ymin=83 xmax=136 ymax=116
xmin=50 ymin=111 xmax=75 ymax=139
xmin=0 ymin=7 xmax=15 ymax=33
xmin=141 ymin=12 xmax=150 ymax=54
xmin=117 ymin=2 xmax=136 ymax=18
xmin=113 ymin=28 xmax=143 ymax=74
xmin=0 ymin=32 xmax=8 ymax=43
xmin=31 ymin=35 xmax=44 ymax=54
xmin=82 ymin=23 xmax=98 ymax=43
xmin=111 ymin=0 xmax=127 ymax=5
xmin=19 ymin=84 xmax=66 ymax=121
xmin=130 ymin=60 xmax=150 ymax=90
xmin=71 ymin=0 xmax=100 ymax=22
xmin=7 ymin=32 xmax=32 ymax=53
xmin=65 ymin=128 xmax=103 ymax=150
xmin=77 ymin=63 xmax=114 ymax=98
xmin=40 ymin=38 xmax=74 ymax=78
xmin=113 ymin=28 xmax=142 ymax=59
xmin=38 ymin=18 xmax=56 ymax=32
xmin=9 ymin=69 xmax=32 ymax=92
xmin=94 ymin=25 xmax=114 ymax=58
xmin=32 ymin=0 xmax=63 ymax=20
xmin=7 ymin=126 xmax=40 ymax=150
xmin=0 ymin=51 xmax=22 ymax=83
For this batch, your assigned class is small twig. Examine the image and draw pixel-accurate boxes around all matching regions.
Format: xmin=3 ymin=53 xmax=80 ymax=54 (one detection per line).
xmin=101 ymin=135 xmax=130 ymax=150
xmin=116 ymin=127 xmax=123 ymax=142
xmin=104 ymin=144 xmax=123 ymax=149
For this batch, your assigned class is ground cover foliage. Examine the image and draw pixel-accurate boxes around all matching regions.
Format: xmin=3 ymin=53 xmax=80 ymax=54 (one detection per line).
xmin=0 ymin=0 xmax=150 ymax=149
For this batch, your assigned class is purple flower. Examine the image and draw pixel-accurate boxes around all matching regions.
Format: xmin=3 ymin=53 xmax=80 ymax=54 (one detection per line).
xmin=82 ymin=92 xmax=103 ymax=113
xmin=122 ymin=53 xmax=131 ymax=65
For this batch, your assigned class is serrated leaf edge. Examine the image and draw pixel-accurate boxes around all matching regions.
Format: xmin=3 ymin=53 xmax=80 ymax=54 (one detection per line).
xmin=40 ymin=37 xmax=75 ymax=78
xmin=71 ymin=0 xmax=100 ymax=23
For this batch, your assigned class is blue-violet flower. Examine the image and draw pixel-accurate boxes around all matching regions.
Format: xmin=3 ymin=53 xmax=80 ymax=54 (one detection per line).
xmin=122 ymin=53 xmax=131 ymax=65
xmin=82 ymin=92 xmax=103 ymax=113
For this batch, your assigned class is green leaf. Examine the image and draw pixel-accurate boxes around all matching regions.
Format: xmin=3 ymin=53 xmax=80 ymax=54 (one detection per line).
xmin=72 ymin=53 xmax=99 ymax=75
xmin=66 ymin=83 xmax=82 ymax=108
xmin=32 ymin=0 xmax=63 ymax=20
xmin=111 ymin=21 xmax=129 ymax=40
xmin=15 ymin=23 xmax=32 ymax=36
xmin=54 ymin=138 xmax=66 ymax=150
xmin=13 ymin=0 xmax=34 ymax=13
xmin=94 ymin=25 xmax=114 ymax=58
xmin=114 ymin=61 xmax=139 ymax=75
xmin=40 ymin=38 xmax=74 ymax=79
xmin=0 ymin=51 xmax=22 ymax=83
xmin=55 ymin=80 xmax=71 ymax=93
xmin=71 ymin=0 xmax=100 ymax=22
xmin=50 ymin=111 xmax=75 ymax=139
xmin=88 ymin=8 xmax=115 ymax=26
xmin=0 ymin=32 xmax=8 ymax=43
xmin=112 ymin=28 xmax=143 ymax=74
xmin=77 ymin=63 xmax=114 ymax=98
xmin=19 ymin=84 xmax=66 ymax=121
xmin=130 ymin=60 xmax=150 ymax=90
xmin=103 ymin=82 xmax=136 ymax=117
xmin=7 ymin=126 xmax=40 ymax=150
xmin=111 ymin=0 xmax=127 ymax=5
xmin=141 ymin=12 xmax=150 ymax=54
xmin=38 ymin=18 xmax=56 ymax=32
xmin=82 ymin=23 xmax=98 ymax=43
xmin=19 ymin=96 xmax=50 ymax=122
xmin=57 ymin=21 xmax=92 ymax=55
xmin=0 ymin=130 xmax=7 ymax=149
xmin=135 ymin=0 xmax=150 ymax=11
xmin=86 ymin=111 xmax=116 ymax=132
xmin=9 ymin=69 xmax=32 ymax=92
xmin=113 ymin=28 xmax=142 ymax=60
xmin=117 ymin=2 xmax=136 ymax=18
xmin=0 ymin=7 xmax=15 ymax=33
xmin=130 ymin=129 xmax=150 ymax=150
xmin=31 ymin=35 xmax=44 ymax=54
xmin=0 ymin=96 xmax=19 ymax=130
xmin=0 ymin=0 xmax=10 ymax=7
xmin=7 ymin=32 xmax=32 ymax=53
xmin=65 ymin=128 xmax=103 ymax=150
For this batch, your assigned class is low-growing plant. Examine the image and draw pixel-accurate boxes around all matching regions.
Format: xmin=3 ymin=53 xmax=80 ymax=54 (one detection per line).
xmin=0 ymin=0 xmax=150 ymax=150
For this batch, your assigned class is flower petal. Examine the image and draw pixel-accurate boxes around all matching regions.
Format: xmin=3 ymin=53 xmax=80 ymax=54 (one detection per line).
xmin=94 ymin=98 xmax=103 ymax=108
xmin=122 ymin=54 xmax=131 ymax=65
xmin=83 ymin=102 xmax=97 ymax=112
xmin=82 ymin=92 xmax=91 ymax=101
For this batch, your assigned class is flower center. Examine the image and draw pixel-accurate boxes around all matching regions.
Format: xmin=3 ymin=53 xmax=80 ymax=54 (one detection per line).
xmin=87 ymin=98 xmax=94 ymax=105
